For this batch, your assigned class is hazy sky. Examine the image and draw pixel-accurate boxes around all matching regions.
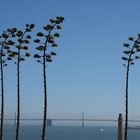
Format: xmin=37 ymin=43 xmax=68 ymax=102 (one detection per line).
xmin=1 ymin=0 xmax=140 ymax=121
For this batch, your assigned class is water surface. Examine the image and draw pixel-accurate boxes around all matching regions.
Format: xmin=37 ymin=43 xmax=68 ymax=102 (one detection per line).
xmin=3 ymin=125 xmax=140 ymax=140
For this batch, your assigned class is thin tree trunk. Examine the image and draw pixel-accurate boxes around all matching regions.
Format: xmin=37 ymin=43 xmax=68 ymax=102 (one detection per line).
xmin=16 ymin=50 xmax=20 ymax=140
xmin=0 ymin=50 xmax=4 ymax=140
xmin=124 ymin=38 xmax=139 ymax=140
xmin=42 ymin=49 xmax=47 ymax=140
xmin=124 ymin=62 xmax=129 ymax=140
xmin=41 ymin=23 xmax=57 ymax=140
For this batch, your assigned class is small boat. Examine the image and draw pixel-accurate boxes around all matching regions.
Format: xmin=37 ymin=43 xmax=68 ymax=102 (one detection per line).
xmin=100 ymin=128 xmax=104 ymax=132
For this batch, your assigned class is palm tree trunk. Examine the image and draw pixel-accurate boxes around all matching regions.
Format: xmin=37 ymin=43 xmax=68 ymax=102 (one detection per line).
xmin=42 ymin=50 xmax=47 ymax=140
xmin=0 ymin=51 xmax=4 ymax=140
xmin=16 ymin=50 xmax=20 ymax=140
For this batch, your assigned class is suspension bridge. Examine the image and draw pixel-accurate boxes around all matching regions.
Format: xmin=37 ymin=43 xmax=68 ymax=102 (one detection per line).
xmin=3 ymin=112 xmax=140 ymax=128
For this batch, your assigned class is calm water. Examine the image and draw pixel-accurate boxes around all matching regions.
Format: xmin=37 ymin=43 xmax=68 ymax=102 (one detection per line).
xmin=3 ymin=125 xmax=140 ymax=140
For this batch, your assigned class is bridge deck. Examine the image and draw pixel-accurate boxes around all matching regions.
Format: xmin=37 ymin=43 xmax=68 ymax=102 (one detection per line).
xmin=3 ymin=118 xmax=140 ymax=122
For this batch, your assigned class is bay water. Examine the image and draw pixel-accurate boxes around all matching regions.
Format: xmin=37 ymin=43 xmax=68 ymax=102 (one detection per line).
xmin=3 ymin=124 xmax=140 ymax=140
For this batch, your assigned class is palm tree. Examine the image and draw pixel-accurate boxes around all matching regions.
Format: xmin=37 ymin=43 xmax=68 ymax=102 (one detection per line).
xmin=34 ymin=16 xmax=64 ymax=140
xmin=122 ymin=34 xmax=140 ymax=140
xmin=0 ymin=30 xmax=10 ymax=140
xmin=7 ymin=24 xmax=35 ymax=140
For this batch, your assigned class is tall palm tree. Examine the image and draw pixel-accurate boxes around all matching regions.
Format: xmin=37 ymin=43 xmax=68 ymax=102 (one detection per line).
xmin=7 ymin=25 xmax=35 ymax=140
xmin=122 ymin=34 xmax=140 ymax=140
xmin=34 ymin=16 xmax=64 ymax=140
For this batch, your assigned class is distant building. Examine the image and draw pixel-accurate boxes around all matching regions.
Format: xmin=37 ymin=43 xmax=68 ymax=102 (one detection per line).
xmin=47 ymin=119 xmax=52 ymax=127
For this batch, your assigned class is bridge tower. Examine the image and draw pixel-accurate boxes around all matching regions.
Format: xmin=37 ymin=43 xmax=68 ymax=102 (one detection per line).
xmin=82 ymin=112 xmax=85 ymax=127
xmin=14 ymin=112 xmax=16 ymax=126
